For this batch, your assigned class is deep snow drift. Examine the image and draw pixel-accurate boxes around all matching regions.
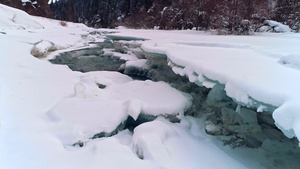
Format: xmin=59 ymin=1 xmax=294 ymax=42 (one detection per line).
xmin=1 ymin=4 xmax=300 ymax=169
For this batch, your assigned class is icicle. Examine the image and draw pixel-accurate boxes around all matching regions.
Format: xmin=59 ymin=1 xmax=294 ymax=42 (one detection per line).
xmin=236 ymin=104 xmax=241 ymax=113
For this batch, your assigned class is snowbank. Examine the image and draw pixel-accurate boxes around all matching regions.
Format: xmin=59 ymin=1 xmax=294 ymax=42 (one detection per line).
xmin=47 ymin=73 xmax=190 ymax=144
xmin=0 ymin=5 xmax=157 ymax=169
xmin=109 ymin=28 xmax=300 ymax=142
xmin=132 ymin=117 xmax=248 ymax=169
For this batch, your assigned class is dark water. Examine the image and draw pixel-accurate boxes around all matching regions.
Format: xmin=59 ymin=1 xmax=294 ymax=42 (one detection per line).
xmin=50 ymin=41 xmax=125 ymax=72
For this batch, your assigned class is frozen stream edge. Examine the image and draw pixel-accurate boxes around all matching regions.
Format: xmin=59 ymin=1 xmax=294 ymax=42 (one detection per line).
xmin=47 ymin=32 xmax=300 ymax=169
xmin=112 ymin=36 xmax=300 ymax=169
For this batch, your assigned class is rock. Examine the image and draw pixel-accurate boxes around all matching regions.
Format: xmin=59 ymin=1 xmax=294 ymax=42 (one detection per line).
xmin=97 ymin=83 xmax=106 ymax=89
xmin=162 ymin=113 xmax=181 ymax=123
xmin=239 ymin=108 xmax=258 ymax=124
xmin=31 ymin=40 xmax=57 ymax=58
xmin=221 ymin=107 xmax=241 ymax=125
xmin=92 ymin=120 xmax=127 ymax=139
xmin=123 ymin=66 xmax=149 ymax=80
xmin=73 ymin=140 xmax=86 ymax=147
xmin=262 ymin=128 xmax=286 ymax=140
xmin=258 ymin=112 xmax=275 ymax=127
xmin=225 ymin=124 xmax=261 ymax=134
xmin=221 ymin=107 xmax=259 ymax=125
xmin=205 ymin=121 xmax=223 ymax=135
xmin=221 ymin=107 xmax=261 ymax=135
xmin=245 ymin=135 xmax=262 ymax=148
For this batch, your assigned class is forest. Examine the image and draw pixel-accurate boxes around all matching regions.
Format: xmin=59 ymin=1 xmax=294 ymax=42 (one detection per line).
xmin=49 ymin=0 xmax=300 ymax=34
xmin=0 ymin=0 xmax=299 ymax=33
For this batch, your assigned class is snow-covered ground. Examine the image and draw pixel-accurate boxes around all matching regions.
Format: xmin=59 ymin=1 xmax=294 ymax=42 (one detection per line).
xmin=1 ymin=4 xmax=300 ymax=169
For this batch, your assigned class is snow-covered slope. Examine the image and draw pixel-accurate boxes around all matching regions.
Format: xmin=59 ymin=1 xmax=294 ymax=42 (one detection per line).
xmin=1 ymin=3 xmax=300 ymax=169
xmin=0 ymin=4 xmax=43 ymax=29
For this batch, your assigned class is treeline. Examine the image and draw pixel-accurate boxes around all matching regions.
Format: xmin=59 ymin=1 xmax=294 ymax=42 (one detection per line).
xmin=49 ymin=0 xmax=299 ymax=33
xmin=0 ymin=0 xmax=51 ymax=17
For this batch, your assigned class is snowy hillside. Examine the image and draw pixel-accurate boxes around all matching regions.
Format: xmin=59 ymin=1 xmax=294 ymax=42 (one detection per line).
xmin=1 ymin=4 xmax=300 ymax=169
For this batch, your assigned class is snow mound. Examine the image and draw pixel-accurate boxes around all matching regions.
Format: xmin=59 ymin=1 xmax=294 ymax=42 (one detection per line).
xmin=125 ymin=59 xmax=150 ymax=70
xmin=31 ymin=40 xmax=57 ymax=58
xmin=279 ymin=54 xmax=300 ymax=69
xmin=86 ymin=71 xmax=133 ymax=86
xmin=264 ymin=20 xmax=292 ymax=33
xmin=132 ymin=117 xmax=248 ymax=169
xmin=47 ymin=72 xmax=191 ymax=144
xmin=106 ymin=80 xmax=191 ymax=117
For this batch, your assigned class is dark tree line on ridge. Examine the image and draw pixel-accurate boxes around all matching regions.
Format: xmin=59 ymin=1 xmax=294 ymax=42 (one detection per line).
xmin=0 ymin=0 xmax=51 ymax=17
xmin=49 ymin=0 xmax=300 ymax=33
xmin=0 ymin=0 xmax=299 ymax=33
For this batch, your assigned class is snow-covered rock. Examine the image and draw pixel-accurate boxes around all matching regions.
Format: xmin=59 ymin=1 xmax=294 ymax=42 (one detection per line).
xmin=31 ymin=40 xmax=57 ymax=58
xmin=262 ymin=20 xmax=292 ymax=33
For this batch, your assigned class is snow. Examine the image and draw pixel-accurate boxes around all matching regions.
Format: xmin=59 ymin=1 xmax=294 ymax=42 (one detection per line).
xmin=31 ymin=40 xmax=57 ymax=57
xmin=279 ymin=54 xmax=300 ymax=69
xmin=1 ymin=4 xmax=300 ymax=169
xmin=0 ymin=4 xmax=44 ymax=29
xmin=108 ymin=28 xmax=300 ymax=141
xmin=47 ymin=73 xmax=190 ymax=144
xmin=132 ymin=117 xmax=248 ymax=169
xmin=125 ymin=59 xmax=149 ymax=69
xmin=103 ymin=49 xmax=139 ymax=61
xmin=264 ymin=20 xmax=292 ymax=33
xmin=0 ymin=4 xmax=157 ymax=169
xmin=106 ymin=80 xmax=190 ymax=116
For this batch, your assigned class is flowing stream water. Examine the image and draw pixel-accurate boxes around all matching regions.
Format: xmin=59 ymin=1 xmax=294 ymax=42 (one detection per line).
xmin=49 ymin=37 xmax=300 ymax=169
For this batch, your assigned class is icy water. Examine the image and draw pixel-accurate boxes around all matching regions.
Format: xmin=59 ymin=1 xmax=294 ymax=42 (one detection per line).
xmin=50 ymin=41 xmax=125 ymax=72
xmin=49 ymin=38 xmax=300 ymax=169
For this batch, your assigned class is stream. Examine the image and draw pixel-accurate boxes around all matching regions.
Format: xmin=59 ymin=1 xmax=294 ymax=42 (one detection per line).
xmin=49 ymin=35 xmax=300 ymax=169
